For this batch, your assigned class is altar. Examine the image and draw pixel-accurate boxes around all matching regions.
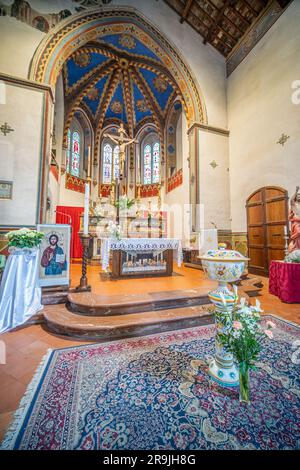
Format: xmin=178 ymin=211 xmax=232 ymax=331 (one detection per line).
xmin=101 ymin=238 xmax=182 ymax=278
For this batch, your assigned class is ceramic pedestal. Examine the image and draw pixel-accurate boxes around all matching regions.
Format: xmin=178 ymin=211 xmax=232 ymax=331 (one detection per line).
xmin=208 ymin=283 xmax=238 ymax=387
xmin=201 ymin=244 xmax=249 ymax=388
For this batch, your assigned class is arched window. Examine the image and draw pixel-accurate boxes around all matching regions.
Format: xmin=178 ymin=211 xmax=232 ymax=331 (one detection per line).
xmin=113 ymin=146 xmax=120 ymax=180
xmin=103 ymin=143 xmax=113 ymax=184
xmin=143 ymin=144 xmax=152 ymax=184
xmin=67 ymin=128 xmax=81 ymax=177
xmin=71 ymin=131 xmax=80 ymax=177
xmin=142 ymin=138 xmax=160 ymax=185
xmin=66 ymin=128 xmax=71 ymax=173
xmin=101 ymin=140 xmax=120 ymax=183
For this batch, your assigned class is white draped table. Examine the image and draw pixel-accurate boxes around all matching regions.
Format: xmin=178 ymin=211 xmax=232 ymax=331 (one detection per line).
xmin=101 ymin=238 xmax=183 ymax=272
xmin=0 ymin=248 xmax=43 ymax=333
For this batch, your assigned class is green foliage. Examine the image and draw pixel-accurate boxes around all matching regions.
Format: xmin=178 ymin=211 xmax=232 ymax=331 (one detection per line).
xmin=285 ymin=250 xmax=300 ymax=263
xmin=6 ymin=228 xmax=44 ymax=249
xmin=217 ymin=301 xmax=274 ymax=368
xmin=114 ymin=197 xmax=135 ymax=211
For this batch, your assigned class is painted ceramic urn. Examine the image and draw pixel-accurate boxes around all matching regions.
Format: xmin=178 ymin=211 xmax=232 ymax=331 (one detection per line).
xmin=201 ymin=243 xmax=248 ymax=294
xmin=200 ymin=243 xmax=249 ymax=387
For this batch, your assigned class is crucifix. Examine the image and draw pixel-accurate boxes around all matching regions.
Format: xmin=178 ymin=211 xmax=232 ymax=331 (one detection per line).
xmin=104 ymin=123 xmax=137 ymax=221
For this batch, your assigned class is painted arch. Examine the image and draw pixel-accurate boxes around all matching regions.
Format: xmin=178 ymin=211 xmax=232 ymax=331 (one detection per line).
xmin=29 ymin=6 xmax=207 ymax=128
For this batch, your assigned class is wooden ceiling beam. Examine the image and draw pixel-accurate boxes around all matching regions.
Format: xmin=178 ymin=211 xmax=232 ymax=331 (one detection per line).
xmin=205 ymin=0 xmax=251 ymax=29
xmin=242 ymin=0 xmax=260 ymax=16
xmin=180 ymin=0 xmax=194 ymax=24
xmin=226 ymin=3 xmax=251 ymax=27
xmin=179 ymin=4 xmax=235 ymax=48
xmin=203 ymin=0 xmax=231 ymax=44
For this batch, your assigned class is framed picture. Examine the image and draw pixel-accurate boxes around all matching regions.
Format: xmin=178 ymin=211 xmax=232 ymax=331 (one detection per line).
xmin=37 ymin=224 xmax=71 ymax=287
xmin=0 ymin=181 xmax=13 ymax=199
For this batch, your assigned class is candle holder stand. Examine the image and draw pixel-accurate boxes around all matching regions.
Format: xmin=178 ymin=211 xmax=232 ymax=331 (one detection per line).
xmin=76 ymin=233 xmax=91 ymax=292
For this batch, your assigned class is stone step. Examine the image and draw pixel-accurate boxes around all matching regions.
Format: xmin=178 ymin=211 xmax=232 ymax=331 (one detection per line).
xmin=67 ymin=288 xmax=210 ymax=317
xmin=43 ymin=304 xmax=213 ymax=341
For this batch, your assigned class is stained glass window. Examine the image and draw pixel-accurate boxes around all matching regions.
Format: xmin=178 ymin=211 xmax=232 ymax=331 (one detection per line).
xmin=103 ymin=143 xmax=113 ymax=184
xmin=71 ymin=131 xmax=80 ymax=177
xmin=152 ymin=142 xmax=160 ymax=183
xmin=143 ymin=144 xmax=152 ymax=185
xmin=113 ymin=145 xmax=120 ymax=180
xmin=66 ymin=129 xmax=71 ymax=173
xmin=143 ymin=141 xmax=160 ymax=184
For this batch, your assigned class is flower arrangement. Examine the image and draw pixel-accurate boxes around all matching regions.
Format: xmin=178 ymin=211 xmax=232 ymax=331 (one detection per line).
xmin=285 ymin=249 xmax=300 ymax=263
xmin=107 ymin=221 xmax=121 ymax=240
xmin=114 ymin=196 xmax=135 ymax=211
xmin=218 ymin=292 xmax=275 ymax=403
xmin=6 ymin=228 xmax=44 ymax=249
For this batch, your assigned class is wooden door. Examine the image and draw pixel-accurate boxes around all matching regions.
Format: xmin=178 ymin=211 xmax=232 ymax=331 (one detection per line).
xmin=246 ymin=187 xmax=288 ymax=275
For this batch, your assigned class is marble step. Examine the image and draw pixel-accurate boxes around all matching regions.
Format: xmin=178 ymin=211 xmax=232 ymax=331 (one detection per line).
xmin=67 ymin=287 xmax=211 ymax=316
xmin=43 ymin=304 xmax=213 ymax=341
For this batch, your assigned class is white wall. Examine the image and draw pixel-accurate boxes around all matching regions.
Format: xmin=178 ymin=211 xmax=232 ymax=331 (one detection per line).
xmin=164 ymin=110 xmax=190 ymax=239
xmin=227 ymin=1 xmax=300 ymax=233
xmin=198 ymin=129 xmax=231 ymax=230
xmin=0 ymin=84 xmax=43 ymax=226
xmin=0 ymin=16 xmax=44 ymax=79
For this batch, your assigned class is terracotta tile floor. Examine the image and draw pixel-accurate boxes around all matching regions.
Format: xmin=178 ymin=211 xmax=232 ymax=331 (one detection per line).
xmin=0 ymin=263 xmax=299 ymax=441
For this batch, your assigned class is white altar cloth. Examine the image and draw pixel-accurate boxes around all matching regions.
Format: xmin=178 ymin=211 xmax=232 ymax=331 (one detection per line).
xmin=101 ymin=238 xmax=183 ymax=271
xmin=0 ymin=248 xmax=43 ymax=333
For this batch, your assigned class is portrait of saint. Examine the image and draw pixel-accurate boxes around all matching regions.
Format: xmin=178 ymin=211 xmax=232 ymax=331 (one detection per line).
xmin=41 ymin=234 xmax=67 ymax=276
xmin=37 ymin=225 xmax=70 ymax=286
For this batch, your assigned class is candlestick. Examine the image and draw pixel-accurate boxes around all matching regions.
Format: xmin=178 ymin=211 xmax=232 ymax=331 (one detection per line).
xmin=76 ymin=233 xmax=91 ymax=292
xmin=83 ymin=182 xmax=89 ymax=235
xmin=87 ymin=145 xmax=91 ymax=178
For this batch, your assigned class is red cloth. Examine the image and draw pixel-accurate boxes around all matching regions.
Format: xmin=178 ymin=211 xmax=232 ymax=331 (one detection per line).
xmin=56 ymin=206 xmax=84 ymax=258
xmin=269 ymin=260 xmax=300 ymax=303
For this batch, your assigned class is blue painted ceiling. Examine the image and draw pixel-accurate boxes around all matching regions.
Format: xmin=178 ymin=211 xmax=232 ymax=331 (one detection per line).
xmin=63 ymin=33 xmax=177 ymax=135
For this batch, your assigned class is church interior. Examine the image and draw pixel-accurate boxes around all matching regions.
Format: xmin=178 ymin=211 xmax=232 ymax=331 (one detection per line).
xmin=0 ymin=0 xmax=299 ymax=454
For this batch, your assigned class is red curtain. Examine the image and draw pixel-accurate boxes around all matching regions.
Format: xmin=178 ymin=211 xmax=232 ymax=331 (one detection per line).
xmin=56 ymin=206 xmax=84 ymax=259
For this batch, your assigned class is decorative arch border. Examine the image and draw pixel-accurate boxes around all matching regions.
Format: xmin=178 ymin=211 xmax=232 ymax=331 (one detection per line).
xmin=29 ymin=6 xmax=207 ymax=128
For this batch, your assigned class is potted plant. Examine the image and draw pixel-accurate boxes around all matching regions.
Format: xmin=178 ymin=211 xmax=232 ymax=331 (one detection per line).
xmin=6 ymin=227 xmax=44 ymax=250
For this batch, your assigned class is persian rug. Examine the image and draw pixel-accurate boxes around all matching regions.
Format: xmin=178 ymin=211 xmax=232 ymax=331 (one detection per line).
xmin=1 ymin=315 xmax=299 ymax=450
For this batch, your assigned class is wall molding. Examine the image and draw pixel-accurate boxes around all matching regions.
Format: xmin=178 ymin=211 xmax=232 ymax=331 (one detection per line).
xmin=0 ymin=73 xmax=54 ymax=102
xmin=188 ymin=122 xmax=230 ymax=137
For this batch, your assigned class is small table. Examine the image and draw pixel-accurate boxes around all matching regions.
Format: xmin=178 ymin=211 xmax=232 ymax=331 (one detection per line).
xmin=269 ymin=260 xmax=300 ymax=303
xmin=101 ymin=238 xmax=183 ymax=279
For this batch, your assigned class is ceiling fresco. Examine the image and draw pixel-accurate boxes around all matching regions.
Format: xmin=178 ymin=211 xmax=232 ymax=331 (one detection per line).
xmin=63 ymin=33 xmax=178 ymax=137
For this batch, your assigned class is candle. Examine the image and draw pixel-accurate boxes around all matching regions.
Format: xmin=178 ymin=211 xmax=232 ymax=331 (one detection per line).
xmin=87 ymin=145 xmax=91 ymax=178
xmin=284 ymin=225 xmax=288 ymax=236
xmin=83 ymin=182 xmax=89 ymax=235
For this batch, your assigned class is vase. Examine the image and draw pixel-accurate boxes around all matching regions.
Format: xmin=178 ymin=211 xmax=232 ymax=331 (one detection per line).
xmin=200 ymin=244 xmax=249 ymax=387
xmin=239 ymin=362 xmax=250 ymax=404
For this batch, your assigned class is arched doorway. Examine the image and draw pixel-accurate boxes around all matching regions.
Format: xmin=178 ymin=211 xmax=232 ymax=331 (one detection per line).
xmin=246 ymin=186 xmax=289 ymax=275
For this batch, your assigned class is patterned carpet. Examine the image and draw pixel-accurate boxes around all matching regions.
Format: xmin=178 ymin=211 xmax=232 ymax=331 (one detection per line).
xmin=1 ymin=315 xmax=299 ymax=450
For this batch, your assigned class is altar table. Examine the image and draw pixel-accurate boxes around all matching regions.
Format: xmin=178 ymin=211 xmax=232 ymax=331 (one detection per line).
xmin=269 ymin=260 xmax=300 ymax=303
xmin=101 ymin=238 xmax=182 ymax=278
